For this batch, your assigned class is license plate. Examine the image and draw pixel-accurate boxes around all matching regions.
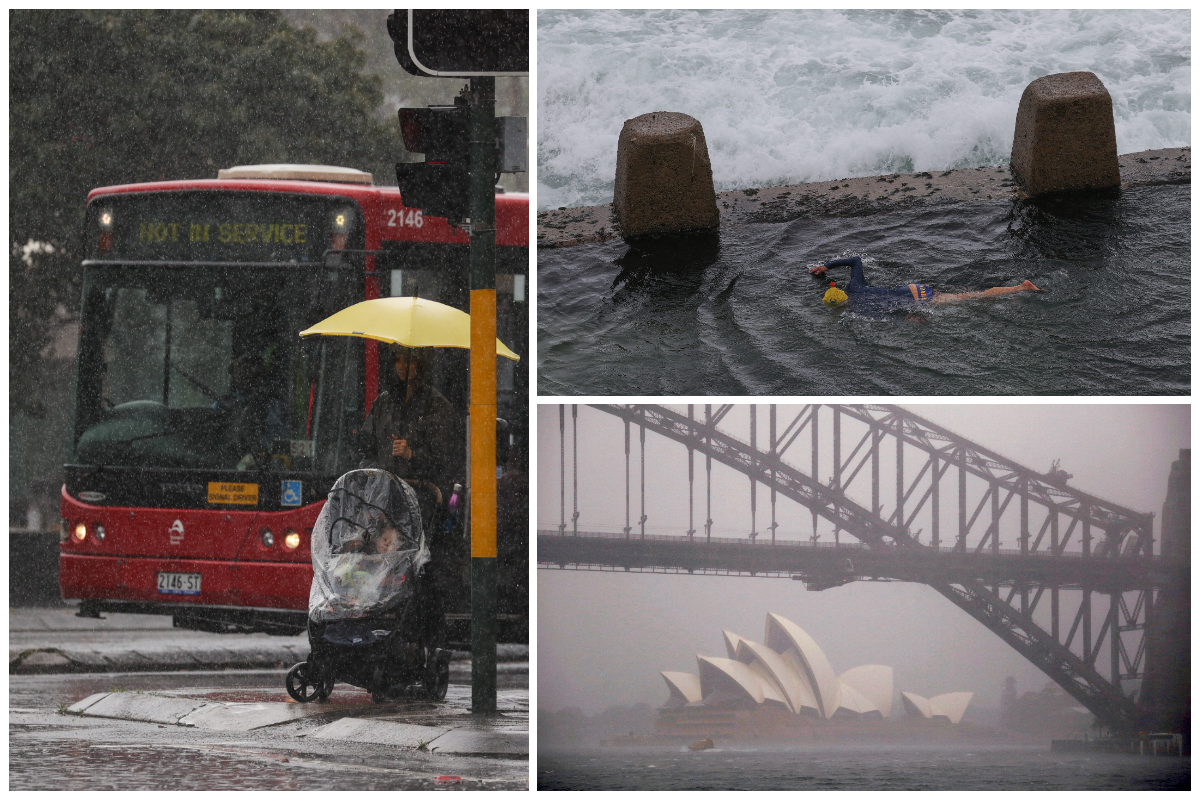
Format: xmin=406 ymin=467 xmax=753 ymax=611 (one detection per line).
xmin=157 ymin=572 xmax=201 ymax=596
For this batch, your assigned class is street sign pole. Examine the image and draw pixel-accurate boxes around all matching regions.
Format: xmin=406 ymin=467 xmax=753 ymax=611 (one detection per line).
xmin=467 ymin=75 xmax=498 ymax=714
xmin=388 ymin=10 xmax=525 ymax=716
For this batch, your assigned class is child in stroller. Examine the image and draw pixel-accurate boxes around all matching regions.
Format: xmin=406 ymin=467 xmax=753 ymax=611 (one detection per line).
xmin=286 ymin=468 xmax=451 ymax=704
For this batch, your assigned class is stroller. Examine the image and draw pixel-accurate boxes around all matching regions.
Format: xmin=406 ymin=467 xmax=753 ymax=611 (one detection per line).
xmin=286 ymin=469 xmax=451 ymax=704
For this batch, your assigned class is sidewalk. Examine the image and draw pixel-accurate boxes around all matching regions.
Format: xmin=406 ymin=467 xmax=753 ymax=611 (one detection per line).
xmin=13 ymin=605 xmax=529 ymax=760
xmin=10 ymin=606 xmax=528 ymax=677
xmin=66 ymin=684 xmax=528 ymax=757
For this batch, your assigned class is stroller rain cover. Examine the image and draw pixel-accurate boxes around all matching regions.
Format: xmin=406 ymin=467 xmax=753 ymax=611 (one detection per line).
xmin=308 ymin=469 xmax=430 ymax=622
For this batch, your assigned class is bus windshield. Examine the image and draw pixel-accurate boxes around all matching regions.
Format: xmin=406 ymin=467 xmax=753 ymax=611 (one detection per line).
xmin=73 ymin=264 xmax=361 ymax=476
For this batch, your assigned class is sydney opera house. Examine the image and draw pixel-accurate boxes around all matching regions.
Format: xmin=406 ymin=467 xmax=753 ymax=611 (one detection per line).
xmin=657 ymin=613 xmax=972 ymax=738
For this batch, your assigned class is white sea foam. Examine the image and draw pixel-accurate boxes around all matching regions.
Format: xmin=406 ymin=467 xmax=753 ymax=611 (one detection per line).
xmin=537 ymin=9 xmax=1190 ymax=209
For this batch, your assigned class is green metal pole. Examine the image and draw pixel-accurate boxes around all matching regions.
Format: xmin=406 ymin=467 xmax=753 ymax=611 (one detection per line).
xmin=467 ymin=75 xmax=497 ymax=714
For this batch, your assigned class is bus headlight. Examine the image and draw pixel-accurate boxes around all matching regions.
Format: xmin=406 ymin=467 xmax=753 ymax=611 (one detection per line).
xmin=95 ymin=524 xmax=106 ymax=541
xmin=332 ymin=207 xmax=352 ymax=232
xmin=97 ymin=208 xmax=114 ymax=252
xmin=283 ymin=530 xmax=301 ymax=550
xmin=260 ymin=529 xmax=275 ymax=547
xmin=330 ymin=207 xmax=352 ymax=250
xmin=73 ymin=522 xmax=87 ymax=542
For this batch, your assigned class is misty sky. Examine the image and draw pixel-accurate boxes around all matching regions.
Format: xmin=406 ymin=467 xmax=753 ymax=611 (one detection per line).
xmin=536 ymin=403 xmax=1189 ymax=714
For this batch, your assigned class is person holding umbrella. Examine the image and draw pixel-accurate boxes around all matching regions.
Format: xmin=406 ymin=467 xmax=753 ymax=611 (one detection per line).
xmin=300 ymin=295 xmax=518 ymax=526
xmin=357 ymin=344 xmax=458 ymax=509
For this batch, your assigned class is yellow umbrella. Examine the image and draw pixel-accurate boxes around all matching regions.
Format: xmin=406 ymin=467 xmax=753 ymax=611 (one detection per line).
xmin=298 ymin=297 xmax=520 ymax=361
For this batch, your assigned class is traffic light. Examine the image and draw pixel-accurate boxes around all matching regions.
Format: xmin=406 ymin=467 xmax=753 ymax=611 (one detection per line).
xmin=394 ymin=100 xmax=526 ymax=225
xmin=398 ymin=105 xmax=467 ymax=161
xmin=395 ymin=163 xmax=469 ymax=226
xmin=396 ymin=103 xmax=470 ymax=225
xmin=387 ymin=10 xmax=528 ymax=77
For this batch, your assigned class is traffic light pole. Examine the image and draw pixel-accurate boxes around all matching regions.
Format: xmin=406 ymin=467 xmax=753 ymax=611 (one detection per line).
xmin=467 ymin=76 xmax=498 ymax=714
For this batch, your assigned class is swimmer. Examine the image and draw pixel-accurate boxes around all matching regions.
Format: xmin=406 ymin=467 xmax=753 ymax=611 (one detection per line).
xmin=810 ymin=256 xmax=1039 ymax=310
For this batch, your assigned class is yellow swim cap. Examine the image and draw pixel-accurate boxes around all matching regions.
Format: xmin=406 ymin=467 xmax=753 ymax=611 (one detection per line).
xmin=823 ymin=285 xmax=848 ymax=307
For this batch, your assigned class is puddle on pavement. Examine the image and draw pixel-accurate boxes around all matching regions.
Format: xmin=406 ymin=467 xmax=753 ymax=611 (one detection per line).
xmin=10 ymin=738 xmax=525 ymax=791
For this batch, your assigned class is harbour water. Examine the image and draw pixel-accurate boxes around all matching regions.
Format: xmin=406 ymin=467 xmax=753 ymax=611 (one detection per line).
xmin=538 ymin=185 xmax=1189 ymax=396
xmin=536 ymin=10 xmax=1190 ymax=396
xmin=538 ymin=9 xmax=1190 ymax=210
xmin=538 ymin=744 xmax=1190 ymax=791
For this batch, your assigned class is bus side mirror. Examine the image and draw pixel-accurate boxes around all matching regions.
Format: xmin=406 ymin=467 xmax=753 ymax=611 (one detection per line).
xmin=496 ymin=417 xmax=510 ymax=467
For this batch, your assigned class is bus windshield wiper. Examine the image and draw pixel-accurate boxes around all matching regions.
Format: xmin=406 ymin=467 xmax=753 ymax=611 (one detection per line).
xmin=170 ymin=362 xmax=220 ymax=401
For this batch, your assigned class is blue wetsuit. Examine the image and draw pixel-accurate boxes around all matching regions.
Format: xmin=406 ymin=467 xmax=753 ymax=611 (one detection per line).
xmin=825 ymin=256 xmax=932 ymax=313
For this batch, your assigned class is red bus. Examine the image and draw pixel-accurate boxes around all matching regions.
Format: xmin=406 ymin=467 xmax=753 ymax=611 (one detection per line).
xmin=59 ymin=164 xmax=528 ymax=642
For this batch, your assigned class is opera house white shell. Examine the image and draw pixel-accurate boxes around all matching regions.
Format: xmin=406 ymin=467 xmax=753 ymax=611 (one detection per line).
xmin=901 ymin=690 xmax=975 ymax=725
xmin=660 ymin=613 xmax=972 ymax=724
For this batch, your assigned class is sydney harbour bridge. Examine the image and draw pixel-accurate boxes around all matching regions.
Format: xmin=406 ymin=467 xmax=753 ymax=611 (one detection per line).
xmin=538 ymin=404 xmax=1190 ymax=735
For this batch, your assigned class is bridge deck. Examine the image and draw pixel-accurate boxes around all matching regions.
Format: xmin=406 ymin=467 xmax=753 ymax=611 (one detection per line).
xmin=537 ymin=530 xmax=1180 ymax=592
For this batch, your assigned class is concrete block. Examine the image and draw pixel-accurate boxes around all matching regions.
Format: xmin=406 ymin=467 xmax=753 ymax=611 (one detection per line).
xmin=61 ymin=649 xmax=112 ymax=671
xmin=425 ymin=728 xmax=529 ymax=757
xmin=78 ymin=692 xmax=214 ymax=726
xmin=180 ymin=701 xmax=335 ymax=731
xmin=613 ymin=112 xmax=719 ymax=238
xmin=17 ymin=650 xmax=71 ymax=670
xmin=66 ymin=692 xmax=109 ymax=715
xmin=1010 ymin=71 xmax=1120 ymax=196
xmin=305 ymin=717 xmax=451 ymax=749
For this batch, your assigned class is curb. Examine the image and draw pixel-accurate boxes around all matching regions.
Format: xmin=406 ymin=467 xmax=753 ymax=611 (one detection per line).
xmin=66 ymin=691 xmax=529 ymax=757
xmin=11 ymin=644 xmax=529 ymax=676
xmin=304 ymin=717 xmax=529 ymax=757
xmin=11 ymin=643 xmax=308 ymax=675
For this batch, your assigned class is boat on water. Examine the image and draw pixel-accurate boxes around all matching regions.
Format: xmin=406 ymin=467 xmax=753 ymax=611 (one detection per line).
xmin=688 ymin=737 xmax=715 ymax=751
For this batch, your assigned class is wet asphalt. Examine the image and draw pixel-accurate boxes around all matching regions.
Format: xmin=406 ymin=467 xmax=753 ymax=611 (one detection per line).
xmin=9 ymin=606 xmax=529 ymax=790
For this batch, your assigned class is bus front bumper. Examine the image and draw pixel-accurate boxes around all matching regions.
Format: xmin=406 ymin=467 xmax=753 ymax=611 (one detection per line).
xmin=60 ymin=553 xmax=311 ymax=619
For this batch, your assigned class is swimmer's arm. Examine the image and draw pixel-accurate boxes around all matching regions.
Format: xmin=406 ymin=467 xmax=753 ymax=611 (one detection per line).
xmin=810 ymin=257 xmax=858 ymax=275
xmin=811 ymin=258 xmax=866 ymax=289
xmin=822 ymin=257 xmax=862 ymax=270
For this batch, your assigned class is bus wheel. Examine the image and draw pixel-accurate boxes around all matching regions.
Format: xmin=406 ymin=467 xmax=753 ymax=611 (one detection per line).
xmin=286 ymin=662 xmax=322 ymax=703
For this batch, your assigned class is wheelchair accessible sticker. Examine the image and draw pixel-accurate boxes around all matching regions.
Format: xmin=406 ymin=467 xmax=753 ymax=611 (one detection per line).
xmin=281 ymin=480 xmax=302 ymax=507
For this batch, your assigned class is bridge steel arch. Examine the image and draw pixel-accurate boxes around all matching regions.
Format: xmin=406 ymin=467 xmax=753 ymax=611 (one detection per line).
xmin=539 ymin=403 xmax=1181 ymax=734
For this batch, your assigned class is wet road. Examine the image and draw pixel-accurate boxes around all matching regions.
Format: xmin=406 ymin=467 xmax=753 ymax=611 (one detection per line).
xmin=10 ymin=670 xmax=528 ymax=790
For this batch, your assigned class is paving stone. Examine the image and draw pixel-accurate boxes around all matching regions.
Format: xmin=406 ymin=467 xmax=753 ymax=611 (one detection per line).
xmin=425 ymin=728 xmax=528 ymax=757
xmin=12 ymin=650 xmax=70 ymax=670
xmin=79 ymin=692 xmax=216 ymax=726
xmin=180 ymin=701 xmax=337 ymax=731
xmin=304 ymin=717 xmax=452 ymax=749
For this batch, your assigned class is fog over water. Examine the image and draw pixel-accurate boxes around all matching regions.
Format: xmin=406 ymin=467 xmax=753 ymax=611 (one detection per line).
xmin=536 ymin=404 xmax=1189 ymax=715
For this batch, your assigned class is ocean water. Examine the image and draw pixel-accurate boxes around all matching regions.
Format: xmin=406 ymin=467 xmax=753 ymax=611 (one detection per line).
xmin=538 ymin=745 xmax=1190 ymax=791
xmin=537 ymin=9 xmax=1190 ymax=210
xmin=537 ymin=186 xmax=1189 ymax=396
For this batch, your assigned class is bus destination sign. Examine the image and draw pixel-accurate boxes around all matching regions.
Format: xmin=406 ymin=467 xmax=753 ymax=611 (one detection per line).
xmin=139 ymin=221 xmax=309 ymax=247
xmin=88 ymin=193 xmax=355 ymax=263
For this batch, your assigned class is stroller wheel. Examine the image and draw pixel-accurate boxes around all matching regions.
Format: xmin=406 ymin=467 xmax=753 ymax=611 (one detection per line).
xmin=286 ymin=661 xmax=323 ymax=703
xmin=369 ymin=666 xmax=400 ymax=704
xmin=424 ymin=648 xmax=451 ymax=702
xmin=316 ymin=672 xmax=335 ymax=702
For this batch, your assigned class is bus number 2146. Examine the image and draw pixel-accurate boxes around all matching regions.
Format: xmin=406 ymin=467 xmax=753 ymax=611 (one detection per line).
xmin=387 ymin=208 xmax=423 ymax=228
